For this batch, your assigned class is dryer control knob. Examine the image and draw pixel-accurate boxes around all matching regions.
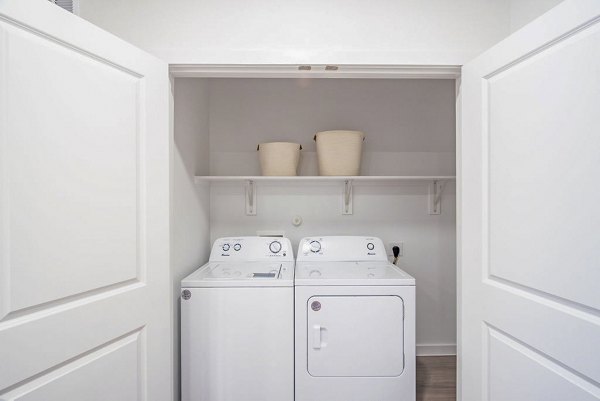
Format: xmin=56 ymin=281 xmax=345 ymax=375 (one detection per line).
xmin=269 ymin=241 xmax=282 ymax=253
xmin=309 ymin=240 xmax=321 ymax=253
xmin=222 ymin=243 xmax=230 ymax=252
xmin=367 ymin=242 xmax=375 ymax=250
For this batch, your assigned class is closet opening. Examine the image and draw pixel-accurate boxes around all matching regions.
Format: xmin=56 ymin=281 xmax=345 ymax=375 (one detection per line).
xmin=172 ymin=67 xmax=459 ymax=400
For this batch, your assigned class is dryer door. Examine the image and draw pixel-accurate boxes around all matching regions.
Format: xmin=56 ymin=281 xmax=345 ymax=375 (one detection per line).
xmin=307 ymin=295 xmax=404 ymax=377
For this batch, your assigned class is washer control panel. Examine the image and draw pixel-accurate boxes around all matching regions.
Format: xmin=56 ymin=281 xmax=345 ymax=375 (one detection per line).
xmin=210 ymin=236 xmax=293 ymax=261
xmin=297 ymin=236 xmax=387 ymax=262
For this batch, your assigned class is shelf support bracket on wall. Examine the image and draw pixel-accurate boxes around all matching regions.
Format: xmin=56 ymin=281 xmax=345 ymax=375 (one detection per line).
xmin=246 ymin=180 xmax=256 ymax=215
xmin=342 ymin=180 xmax=353 ymax=215
xmin=428 ymin=180 xmax=446 ymax=215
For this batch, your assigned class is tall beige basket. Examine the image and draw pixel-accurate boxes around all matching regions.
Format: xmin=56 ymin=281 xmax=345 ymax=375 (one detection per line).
xmin=315 ymin=130 xmax=365 ymax=176
xmin=257 ymin=142 xmax=302 ymax=176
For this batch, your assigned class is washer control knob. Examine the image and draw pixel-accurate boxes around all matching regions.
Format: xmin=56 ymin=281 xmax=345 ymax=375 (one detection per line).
xmin=222 ymin=243 xmax=230 ymax=252
xmin=309 ymin=240 xmax=322 ymax=253
xmin=233 ymin=243 xmax=241 ymax=251
xmin=367 ymin=242 xmax=375 ymax=250
xmin=269 ymin=241 xmax=282 ymax=253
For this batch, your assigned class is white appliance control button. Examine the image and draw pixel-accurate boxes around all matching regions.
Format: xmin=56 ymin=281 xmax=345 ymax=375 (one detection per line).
xmin=269 ymin=241 xmax=282 ymax=253
xmin=367 ymin=242 xmax=375 ymax=250
xmin=309 ymin=240 xmax=322 ymax=253
xmin=233 ymin=243 xmax=241 ymax=251
xmin=222 ymin=244 xmax=230 ymax=251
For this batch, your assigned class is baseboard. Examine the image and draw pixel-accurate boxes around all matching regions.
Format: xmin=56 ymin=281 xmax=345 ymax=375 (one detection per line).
xmin=416 ymin=344 xmax=456 ymax=356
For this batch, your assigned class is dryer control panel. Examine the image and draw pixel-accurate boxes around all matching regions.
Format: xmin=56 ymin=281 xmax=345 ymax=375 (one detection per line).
xmin=210 ymin=236 xmax=294 ymax=261
xmin=297 ymin=236 xmax=387 ymax=262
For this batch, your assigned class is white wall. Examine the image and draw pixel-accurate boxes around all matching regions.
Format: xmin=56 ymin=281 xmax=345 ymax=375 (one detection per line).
xmin=509 ymin=0 xmax=563 ymax=32
xmin=79 ymin=0 xmax=511 ymax=65
xmin=174 ymin=77 xmax=457 ymax=354
xmin=171 ymin=78 xmax=211 ymax=401
xmin=209 ymin=78 xmax=456 ymax=176
xmin=210 ymin=183 xmax=457 ymax=355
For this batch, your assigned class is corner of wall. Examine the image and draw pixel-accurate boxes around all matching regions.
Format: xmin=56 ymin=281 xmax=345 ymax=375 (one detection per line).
xmin=171 ymin=77 xmax=211 ymax=401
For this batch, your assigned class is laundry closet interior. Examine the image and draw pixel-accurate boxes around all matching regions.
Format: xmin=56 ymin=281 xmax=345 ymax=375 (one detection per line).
xmin=5 ymin=1 xmax=598 ymax=401
xmin=171 ymin=67 xmax=459 ymax=359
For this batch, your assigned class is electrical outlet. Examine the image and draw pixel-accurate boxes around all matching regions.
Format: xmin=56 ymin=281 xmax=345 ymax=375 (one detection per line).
xmin=387 ymin=242 xmax=404 ymax=257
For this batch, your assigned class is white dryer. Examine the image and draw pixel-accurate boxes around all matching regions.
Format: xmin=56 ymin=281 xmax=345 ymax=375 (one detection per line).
xmin=181 ymin=237 xmax=294 ymax=401
xmin=295 ymin=236 xmax=416 ymax=401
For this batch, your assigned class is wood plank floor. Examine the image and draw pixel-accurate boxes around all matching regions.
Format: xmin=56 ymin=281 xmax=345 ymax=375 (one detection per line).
xmin=416 ymin=356 xmax=457 ymax=401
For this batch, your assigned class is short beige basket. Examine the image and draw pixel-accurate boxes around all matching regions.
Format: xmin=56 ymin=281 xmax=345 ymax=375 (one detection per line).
xmin=257 ymin=142 xmax=302 ymax=176
xmin=314 ymin=130 xmax=365 ymax=176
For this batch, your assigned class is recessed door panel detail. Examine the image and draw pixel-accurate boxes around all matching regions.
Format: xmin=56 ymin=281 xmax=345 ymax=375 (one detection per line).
xmin=307 ymin=295 xmax=404 ymax=377
xmin=0 ymin=330 xmax=142 ymax=401
xmin=487 ymin=20 xmax=600 ymax=310
xmin=486 ymin=326 xmax=600 ymax=401
xmin=0 ymin=20 xmax=141 ymax=317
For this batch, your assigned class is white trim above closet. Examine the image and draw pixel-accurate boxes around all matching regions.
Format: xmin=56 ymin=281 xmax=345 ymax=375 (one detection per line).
xmin=170 ymin=64 xmax=461 ymax=79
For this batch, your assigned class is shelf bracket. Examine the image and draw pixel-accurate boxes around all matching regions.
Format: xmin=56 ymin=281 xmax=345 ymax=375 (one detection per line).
xmin=342 ymin=180 xmax=353 ymax=215
xmin=428 ymin=180 xmax=446 ymax=215
xmin=246 ymin=180 xmax=256 ymax=215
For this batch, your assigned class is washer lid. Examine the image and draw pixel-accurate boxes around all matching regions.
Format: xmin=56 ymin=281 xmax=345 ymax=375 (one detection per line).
xmin=182 ymin=261 xmax=294 ymax=287
xmin=295 ymin=261 xmax=415 ymax=286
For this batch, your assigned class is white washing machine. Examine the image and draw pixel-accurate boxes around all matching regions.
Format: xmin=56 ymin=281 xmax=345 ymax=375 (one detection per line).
xmin=295 ymin=236 xmax=416 ymax=401
xmin=181 ymin=236 xmax=294 ymax=401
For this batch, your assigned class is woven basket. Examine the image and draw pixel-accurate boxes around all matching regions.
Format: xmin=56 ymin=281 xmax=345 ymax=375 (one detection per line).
xmin=314 ymin=130 xmax=365 ymax=176
xmin=257 ymin=142 xmax=302 ymax=176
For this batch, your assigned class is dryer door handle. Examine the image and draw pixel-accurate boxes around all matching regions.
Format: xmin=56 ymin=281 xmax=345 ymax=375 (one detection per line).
xmin=312 ymin=325 xmax=322 ymax=349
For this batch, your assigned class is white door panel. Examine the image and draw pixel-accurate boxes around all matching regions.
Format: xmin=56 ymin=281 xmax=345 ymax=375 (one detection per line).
xmin=0 ymin=1 xmax=170 ymax=400
xmin=3 ymin=18 xmax=140 ymax=312
xmin=2 ymin=331 xmax=141 ymax=401
xmin=0 ymin=288 xmax=146 ymax=389
xmin=487 ymin=19 xmax=600 ymax=310
xmin=487 ymin=327 xmax=598 ymax=401
xmin=460 ymin=0 xmax=600 ymax=400
xmin=482 ymin=282 xmax=600 ymax=384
